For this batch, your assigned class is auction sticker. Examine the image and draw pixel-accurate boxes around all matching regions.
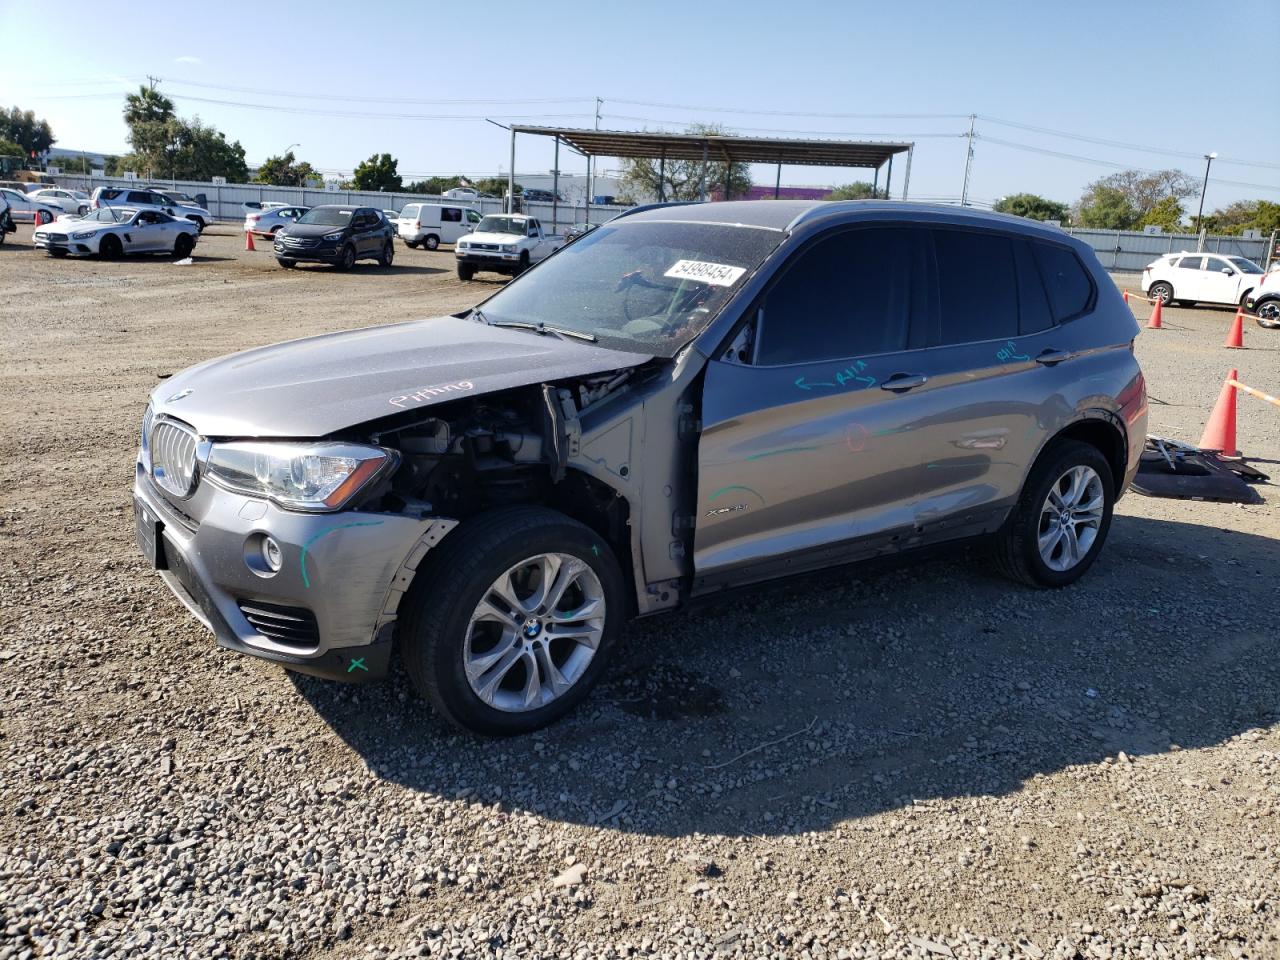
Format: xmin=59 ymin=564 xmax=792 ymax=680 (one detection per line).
xmin=664 ymin=259 xmax=747 ymax=287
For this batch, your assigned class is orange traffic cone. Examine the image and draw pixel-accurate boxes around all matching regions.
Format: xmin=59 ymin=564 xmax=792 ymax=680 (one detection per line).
xmin=1123 ymin=290 xmax=1130 ymax=305
xmin=244 ymin=230 xmax=255 ymax=251
xmin=1146 ymin=297 xmax=1163 ymax=329
xmin=1224 ymin=308 xmax=1244 ymax=348
xmin=1198 ymin=368 xmax=1240 ymax=457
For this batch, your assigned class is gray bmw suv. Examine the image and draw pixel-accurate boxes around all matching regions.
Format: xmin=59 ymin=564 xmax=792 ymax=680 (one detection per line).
xmin=134 ymin=201 xmax=1147 ymax=735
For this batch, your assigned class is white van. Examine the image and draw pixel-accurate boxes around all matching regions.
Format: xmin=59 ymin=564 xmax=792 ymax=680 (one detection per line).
xmin=395 ymin=203 xmax=482 ymax=250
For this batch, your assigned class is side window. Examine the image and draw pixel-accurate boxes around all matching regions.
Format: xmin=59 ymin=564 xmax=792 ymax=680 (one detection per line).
xmin=931 ymin=228 xmax=1019 ymax=344
xmin=1032 ymin=242 xmax=1094 ymax=322
xmin=126 ymin=191 xmax=151 ymax=204
xmin=755 ymin=227 xmax=913 ymax=366
xmin=467 ymin=210 xmax=481 ymax=224
xmin=403 ymin=205 xmax=419 ymax=220
xmin=441 ymin=207 xmax=461 ymax=222
xmin=1013 ymin=240 xmax=1053 ymax=334
xmin=1208 ymin=258 xmax=1233 ymax=274
xmin=1177 ymin=256 xmax=1205 ymax=271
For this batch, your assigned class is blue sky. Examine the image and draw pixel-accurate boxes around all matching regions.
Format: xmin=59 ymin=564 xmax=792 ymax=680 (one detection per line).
xmin=4 ymin=0 xmax=1277 ymax=210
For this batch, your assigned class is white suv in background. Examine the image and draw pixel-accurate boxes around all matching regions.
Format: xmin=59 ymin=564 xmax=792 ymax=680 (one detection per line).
xmin=90 ymin=187 xmax=214 ymax=231
xmin=1140 ymin=252 xmax=1265 ymax=308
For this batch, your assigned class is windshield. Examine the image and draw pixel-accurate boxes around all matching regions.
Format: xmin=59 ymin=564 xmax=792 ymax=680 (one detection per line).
xmin=477 ymin=220 xmax=782 ymax=357
xmin=476 ymin=215 xmax=527 ymax=235
xmin=1227 ymin=256 xmax=1263 ymax=274
xmin=83 ymin=207 xmax=135 ymax=223
xmin=296 ymin=207 xmax=352 ymax=226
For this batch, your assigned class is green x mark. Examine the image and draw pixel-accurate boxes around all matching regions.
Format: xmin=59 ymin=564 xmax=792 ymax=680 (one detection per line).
xmin=347 ymin=658 xmax=368 ymax=674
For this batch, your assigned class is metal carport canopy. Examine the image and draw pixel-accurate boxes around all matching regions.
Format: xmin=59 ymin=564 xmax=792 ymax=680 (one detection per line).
xmin=509 ymin=125 xmax=913 ymax=168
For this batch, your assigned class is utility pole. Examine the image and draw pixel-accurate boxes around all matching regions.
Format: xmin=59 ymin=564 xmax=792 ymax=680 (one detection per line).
xmin=1196 ymin=151 xmax=1217 ymax=250
xmin=146 ymin=75 xmax=160 ymax=91
xmin=960 ymin=114 xmax=976 ymax=207
xmin=586 ymin=97 xmax=601 ymax=216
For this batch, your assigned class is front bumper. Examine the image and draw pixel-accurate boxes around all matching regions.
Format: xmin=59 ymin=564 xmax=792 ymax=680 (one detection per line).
xmin=133 ymin=464 xmax=456 ymax=682
xmin=457 ymin=251 xmax=520 ymax=267
xmin=273 ymin=239 xmax=343 ymax=262
xmin=33 ymin=234 xmax=93 ymax=255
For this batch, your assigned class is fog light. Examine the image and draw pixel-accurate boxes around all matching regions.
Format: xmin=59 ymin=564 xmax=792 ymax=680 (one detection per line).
xmin=261 ymin=536 xmax=283 ymax=572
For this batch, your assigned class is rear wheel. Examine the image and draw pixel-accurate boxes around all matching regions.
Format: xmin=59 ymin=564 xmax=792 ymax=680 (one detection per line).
xmin=457 ymin=262 xmax=476 ymax=281
xmin=992 ymin=439 xmax=1115 ymax=588
xmin=406 ymin=240 xmax=420 ymax=249
xmin=173 ymin=233 xmax=194 ymax=259
xmin=336 ymin=245 xmax=356 ymax=271
xmin=424 ymin=234 xmax=440 ymax=251
xmin=77 ymin=205 xmax=88 ymax=216
xmin=399 ymin=507 xmax=625 ymax=735
xmin=99 ymin=234 xmax=122 ymax=259
xmin=1148 ymin=281 xmax=1173 ymax=305
xmin=190 ymin=217 xmax=205 ymax=233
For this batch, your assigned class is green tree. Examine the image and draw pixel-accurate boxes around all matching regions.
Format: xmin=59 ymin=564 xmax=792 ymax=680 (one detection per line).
xmin=405 ymin=175 xmax=461 ymax=194
xmin=0 ymin=136 xmax=22 ymax=160
xmin=1 ymin=106 xmax=56 ymax=159
xmin=170 ymin=120 xmax=249 ymax=182
xmin=52 ymin=155 xmax=97 ymax=174
xmin=1075 ymin=184 xmax=1139 ymax=229
xmin=473 ymin=177 xmax=518 ymax=197
xmin=1139 ymin=195 xmax=1185 ymax=232
xmin=826 ymin=181 xmax=888 ymax=201
xmin=1200 ymin=199 xmax=1280 ymax=236
xmin=352 ymin=153 xmax=402 ymax=192
xmin=122 ymin=85 xmax=179 ymax=175
xmin=619 ymin=123 xmax=751 ymax=201
xmin=119 ymin=84 xmax=247 ymax=181
xmin=254 ymin=150 xmax=321 ymax=187
xmin=992 ymin=192 xmax=1070 ymax=223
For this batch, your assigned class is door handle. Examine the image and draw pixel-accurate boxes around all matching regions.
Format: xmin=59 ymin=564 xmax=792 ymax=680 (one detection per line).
xmin=880 ymin=373 xmax=928 ymax=392
xmin=1034 ymin=349 xmax=1074 ymax=366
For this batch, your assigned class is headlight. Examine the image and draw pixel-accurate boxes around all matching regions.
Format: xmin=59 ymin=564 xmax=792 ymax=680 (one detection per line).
xmin=72 ymin=231 xmax=96 ymax=240
xmin=323 ymin=232 xmax=343 ymax=242
xmin=458 ymin=241 xmax=470 ymax=250
xmin=500 ymin=243 xmax=515 ymax=252
xmin=203 ymin=442 xmax=394 ymax=512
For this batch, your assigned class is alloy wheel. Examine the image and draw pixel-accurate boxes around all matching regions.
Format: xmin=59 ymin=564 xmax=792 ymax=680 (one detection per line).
xmin=463 ymin=552 xmax=606 ymax=713
xmin=1037 ymin=465 xmax=1104 ymax=572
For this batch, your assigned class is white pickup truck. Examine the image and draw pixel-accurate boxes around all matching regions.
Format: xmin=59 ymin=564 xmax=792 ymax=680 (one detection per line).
xmin=455 ymin=214 xmax=564 ymax=280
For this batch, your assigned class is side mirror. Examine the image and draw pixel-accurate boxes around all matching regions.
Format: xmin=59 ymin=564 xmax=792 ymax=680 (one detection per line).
xmin=1221 ymin=267 xmax=1233 ymax=275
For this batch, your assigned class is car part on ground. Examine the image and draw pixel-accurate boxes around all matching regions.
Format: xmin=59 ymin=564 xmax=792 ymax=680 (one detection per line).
xmin=1131 ymin=436 xmax=1267 ymax=503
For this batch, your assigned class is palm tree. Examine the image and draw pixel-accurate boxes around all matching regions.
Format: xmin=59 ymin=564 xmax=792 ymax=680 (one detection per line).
xmin=124 ymin=85 xmax=175 ymax=126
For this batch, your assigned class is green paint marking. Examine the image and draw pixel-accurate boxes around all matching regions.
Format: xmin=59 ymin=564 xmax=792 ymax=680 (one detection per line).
xmin=347 ymin=658 xmax=368 ymax=674
xmin=708 ymin=484 xmax=764 ymax=504
xmin=873 ymin=426 xmax=907 ymax=437
xmin=925 ymin=462 xmax=971 ymax=470
xmin=300 ymin=520 xmax=385 ymax=588
xmin=591 ymin=544 xmax=600 ymax=557
xmin=745 ymin=445 xmax=821 ymax=461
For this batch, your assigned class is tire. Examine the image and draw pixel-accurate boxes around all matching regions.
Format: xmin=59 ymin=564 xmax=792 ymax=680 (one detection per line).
xmin=173 ymin=233 xmax=194 ymax=259
xmin=99 ymin=234 xmax=122 ymax=260
xmin=270 ymin=225 xmax=282 ymax=236
xmin=48 ymin=248 xmax=68 ymax=258
xmin=399 ymin=506 xmax=626 ymax=736
xmin=424 ymin=234 xmax=440 ymax=251
xmin=1148 ymin=281 xmax=1173 ymax=305
xmin=1255 ymin=298 xmax=1280 ymax=328
xmin=378 ymin=241 xmax=394 ymax=268
xmin=992 ymin=439 xmax=1115 ymax=589
xmin=1174 ymin=300 xmax=1196 ymax=308
xmin=406 ymin=240 xmax=420 ymax=249
xmin=190 ymin=217 xmax=205 ymax=233
xmin=77 ymin=205 xmax=88 ymax=216
xmin=457 ymin=262 xmax=476 ymax=281
xmin=277 ymin=258 xmax=296 ymax=269
xmin=336 ymin=245 xmax=356 ymax=271
xmin=515 ymin=250 xmax=531 ymax=275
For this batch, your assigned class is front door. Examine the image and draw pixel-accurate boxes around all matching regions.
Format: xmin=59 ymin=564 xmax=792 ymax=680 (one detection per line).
xmin=694 ymin=225 xmax=933 ymax=587
xmin=1199 ymin=257 xmax=1243 ymax=305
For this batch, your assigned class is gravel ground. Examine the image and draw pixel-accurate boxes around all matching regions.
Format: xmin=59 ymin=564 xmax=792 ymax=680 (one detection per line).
xmin=1 ymin=225 xmax=1277 ymax=960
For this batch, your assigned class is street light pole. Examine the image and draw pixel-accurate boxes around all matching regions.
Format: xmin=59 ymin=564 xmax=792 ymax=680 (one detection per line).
xmin=1196 ymin=151 xmax=1216 ymax=250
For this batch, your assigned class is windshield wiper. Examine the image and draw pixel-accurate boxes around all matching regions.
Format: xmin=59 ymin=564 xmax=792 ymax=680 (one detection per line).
xmin=487 ymin=319 xmax=597 ymax=343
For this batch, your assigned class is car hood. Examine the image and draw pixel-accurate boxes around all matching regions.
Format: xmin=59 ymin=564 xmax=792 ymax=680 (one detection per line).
xmin=40 ymin=218 xmax=103 ymax=234
xmin=149 ymin=314 xmax=652 ymax=438
xmin=465 ymin=230 xmax=525 ymax=244
xmin=280 ymin=221 xmax=351 ymax=238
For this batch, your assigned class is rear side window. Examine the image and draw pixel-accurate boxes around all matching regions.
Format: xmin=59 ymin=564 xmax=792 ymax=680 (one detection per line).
xmin=756 ymin=227 xmax=912 ymax=365
xmin=1013 ymin=241 xmax=1054 ymax=334
xmin=442 ymin=207 xmax=461 ymax=222
xmin=1033 ymin=243 xmax=1093 ymax=321
xmin=932 ymin=228 xmax=1019 ymax=344
xmin=1176 ymin=256 xmax=1204 ymax=270
xmin=100 ymin=189 xmax=122 ymax=200
xmin=126 ymin=191 xmax=151 ymax=203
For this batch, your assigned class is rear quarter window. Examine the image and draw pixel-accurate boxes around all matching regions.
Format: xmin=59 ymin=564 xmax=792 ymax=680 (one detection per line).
xmin=1032 ymin=242 xmax=1093 ymax=322
xmin=932 ymin=228 xmax=1019 ymax=344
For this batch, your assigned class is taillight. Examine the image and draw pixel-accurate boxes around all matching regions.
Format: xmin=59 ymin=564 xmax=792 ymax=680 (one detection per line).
xmin=248 ymin=215 xmax=260 ymax=223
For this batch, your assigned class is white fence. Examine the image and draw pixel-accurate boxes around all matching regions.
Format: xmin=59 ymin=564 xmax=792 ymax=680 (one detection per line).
xmin=1061 ymin=227 xmax=1275 ymax=272
xmin=51 ymin=174 xmax=629 ymax=236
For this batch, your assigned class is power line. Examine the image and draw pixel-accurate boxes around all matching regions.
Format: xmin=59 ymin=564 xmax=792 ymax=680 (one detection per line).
xmin=155 ymin=77 xmax=594 ymax=107
xmin=603 ymin=114 xmax=964 ymax=139
xmin=608 ymin=97 xmax=968 ymax=120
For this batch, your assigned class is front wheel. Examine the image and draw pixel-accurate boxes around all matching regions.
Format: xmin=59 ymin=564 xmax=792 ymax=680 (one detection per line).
xmin=378 ymin=241 xmax=394 ymax=268
xmin=1255 ymin=299 xmax=1280 ymax=328
xmin=457 ymin=262 xmax=476 ymax=281
xmin=399 ymin=507 xmax=626 ymax=735
xmin=992 ymin=440 xmax=1115 ymax=588
xmin=173 ymin=233 xmax=194 ymax=259
xmin=98 ymin=234 xmax=122 ymax=259
xmin=277 ymin=258 xmax=296 ymax=269
xmin=514 ymin=250 xmax=531 ymax=275
xmin=336 ymin=245 xmax=356 ymax=271
xmin=190 ymin=217 xmax=205 ymax=233
xmin=1148 ymin=282 xmax=1173 ymax=305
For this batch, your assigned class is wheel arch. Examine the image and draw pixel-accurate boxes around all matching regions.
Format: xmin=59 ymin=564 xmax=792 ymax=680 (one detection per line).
xmin=1040 ymin=411 xmax=1128 ymax=495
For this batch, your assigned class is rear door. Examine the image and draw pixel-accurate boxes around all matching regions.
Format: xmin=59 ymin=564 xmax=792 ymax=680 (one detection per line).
xmin=1174 ymin=255 xmax=1207 ymax=300
xmin=694 ymin=224 xmax=933 ymax=585
xmin=907 ymin=230 xmax=1094 ymax=532
xmin=353 ymin=209 xmax=378 ymax=255
xmin=440 ymin=206 xmax=465 ymax=242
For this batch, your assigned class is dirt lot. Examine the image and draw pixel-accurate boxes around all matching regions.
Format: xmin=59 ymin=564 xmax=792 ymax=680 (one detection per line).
xmin=1 ymin=224 xmax=1277 ymax=960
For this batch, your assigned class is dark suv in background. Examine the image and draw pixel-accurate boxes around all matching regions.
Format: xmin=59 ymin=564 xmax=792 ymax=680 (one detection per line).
xmin=273 ymin=205 xmax=396 ymax=270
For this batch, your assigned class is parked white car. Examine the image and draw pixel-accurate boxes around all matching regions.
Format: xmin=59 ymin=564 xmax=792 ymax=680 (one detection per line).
xmin=395 ymin=202 xmax=481 ymax=250
xmin=28 ymin=188 xmax=91 ymax=216
xmin=443 ymin=187 xmax=480 ymax=201
xmin=455 ymin=214 xmax=564 ymax=279
xmin=90 ymin=187 xmax=213 ymax=231
xmin=33 ymin=206 xmax=200 ymax=259
xmin=0 ymin=187 xmax=61 ymax=224
xmin=1140 ymin=251 xmax=1265 ymax=308
xmin=244 ymin=205 xmax=308 ymax=237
